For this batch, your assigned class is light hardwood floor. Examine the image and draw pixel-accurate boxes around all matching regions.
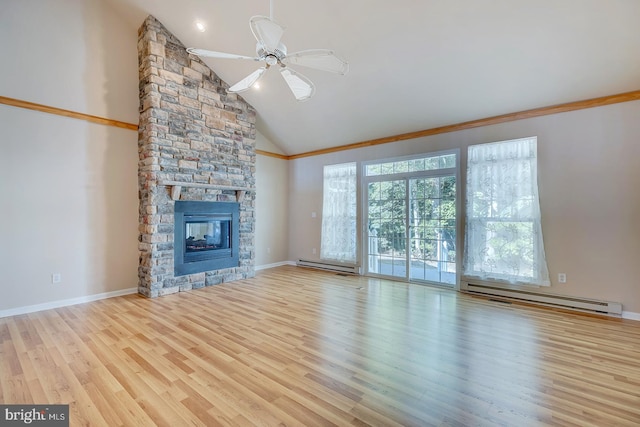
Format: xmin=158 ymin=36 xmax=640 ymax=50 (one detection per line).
xmin=1 ymin=265 xmax=639 ymax=426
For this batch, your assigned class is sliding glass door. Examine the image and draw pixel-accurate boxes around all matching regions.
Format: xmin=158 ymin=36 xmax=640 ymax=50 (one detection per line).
xmin=364 ymin=153 xmax=457 ymax=286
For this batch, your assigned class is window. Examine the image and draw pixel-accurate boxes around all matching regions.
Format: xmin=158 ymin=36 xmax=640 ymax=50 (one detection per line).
xmin=365 ymin=153 xmax=456 ymax=176
xmin=321 ymin=162 xmax=357 ymax=262
xmin=463 ymin=137 xmax=550 ymax=285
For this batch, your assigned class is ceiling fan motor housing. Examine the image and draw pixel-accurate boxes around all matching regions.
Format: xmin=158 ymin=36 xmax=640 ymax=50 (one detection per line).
xmin=256 ymin=41 xmax=287 ymax=64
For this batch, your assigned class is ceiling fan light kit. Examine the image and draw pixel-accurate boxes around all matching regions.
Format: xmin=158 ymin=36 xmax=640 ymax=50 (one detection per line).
xmin=186 ymin=7 xmax=348 ymax=101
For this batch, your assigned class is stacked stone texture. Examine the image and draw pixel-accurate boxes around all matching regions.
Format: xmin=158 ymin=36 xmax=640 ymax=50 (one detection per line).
xmin=138 ymin=16 xmax=256 ymax=297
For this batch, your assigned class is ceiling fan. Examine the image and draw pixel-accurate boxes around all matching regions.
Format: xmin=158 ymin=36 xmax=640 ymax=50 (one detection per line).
xmin=186 ymin=3 xmax=348 ymax=102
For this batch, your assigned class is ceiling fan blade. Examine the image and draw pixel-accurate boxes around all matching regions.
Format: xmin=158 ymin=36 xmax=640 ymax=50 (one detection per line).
xmin=228 ymin=67 xmax=267 ymax=93
xmin=250 ymin=16 xmax=285 ymax=52
xmin=280 ymin=67 xmax=315 ymax=101
xmin=284 ymin=49 xmax=349 ymax=75
xmin=186 ymin=48 xmax=259 ymax=61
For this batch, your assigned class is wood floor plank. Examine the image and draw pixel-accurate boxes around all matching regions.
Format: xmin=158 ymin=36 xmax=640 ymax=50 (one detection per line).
xmin=1 ymin=265 xmax=639 ymax=426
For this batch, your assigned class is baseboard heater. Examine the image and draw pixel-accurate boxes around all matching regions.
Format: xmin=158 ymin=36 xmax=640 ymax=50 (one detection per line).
xmin=461 ymin=280 xmax=622 ymax=315
xmin=297 ymin=259 xmax=360 ymax=274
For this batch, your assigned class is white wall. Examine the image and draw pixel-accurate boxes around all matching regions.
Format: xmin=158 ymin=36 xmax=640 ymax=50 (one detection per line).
xmin=0 ymin=0 xmax=139 ymax=312
xmin=288 ymin=101 xmax=640 ymax=313
xmin=255 ymin=132 xmax=290 ymax=267
xmin=255 ymin=154 xmax=290 ymax=267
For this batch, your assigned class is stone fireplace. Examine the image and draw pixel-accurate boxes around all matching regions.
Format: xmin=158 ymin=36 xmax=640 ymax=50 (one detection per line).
xmin=137 ymin=16 xmax=256 ymax=297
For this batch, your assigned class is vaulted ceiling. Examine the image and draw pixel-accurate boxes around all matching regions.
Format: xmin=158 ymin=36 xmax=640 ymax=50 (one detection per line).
xmin=104 ymin=0 xmax=640 ymax=155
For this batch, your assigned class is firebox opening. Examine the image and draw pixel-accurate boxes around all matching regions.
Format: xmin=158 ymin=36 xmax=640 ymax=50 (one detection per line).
xmin=174 ymin=201 xmax=240 ymax=276
xmin=184 ymin=214 xmax=231 ymax=262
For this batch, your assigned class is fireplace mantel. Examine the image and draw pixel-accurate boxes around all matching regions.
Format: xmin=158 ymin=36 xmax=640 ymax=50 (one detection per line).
xmin=159 ymin=181 xmax=252 ymax=202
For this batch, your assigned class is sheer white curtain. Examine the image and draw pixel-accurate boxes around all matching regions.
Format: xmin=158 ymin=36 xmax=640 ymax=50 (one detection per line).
xmin=321 ymin=162 xmax=357 ymax=263
xmin=464 ymin=137 xmax=550 ymax=286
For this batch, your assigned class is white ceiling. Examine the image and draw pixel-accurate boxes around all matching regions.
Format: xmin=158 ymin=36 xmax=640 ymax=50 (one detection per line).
xmin=105 ymin=0 xmax=640 ymax=155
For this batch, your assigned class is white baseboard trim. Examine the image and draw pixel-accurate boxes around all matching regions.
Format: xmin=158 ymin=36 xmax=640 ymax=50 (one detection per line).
xmin=622 ymin=311 xmax=640 ymax=321
xmin=0 ymin=287 xmax=138 ymax=319
xmin=255 ymin=261 xmax=296 ymax=271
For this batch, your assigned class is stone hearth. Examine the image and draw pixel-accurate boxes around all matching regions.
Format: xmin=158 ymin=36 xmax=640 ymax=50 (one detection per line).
xmin=137 ymin=16 xmax=256 ymax=297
